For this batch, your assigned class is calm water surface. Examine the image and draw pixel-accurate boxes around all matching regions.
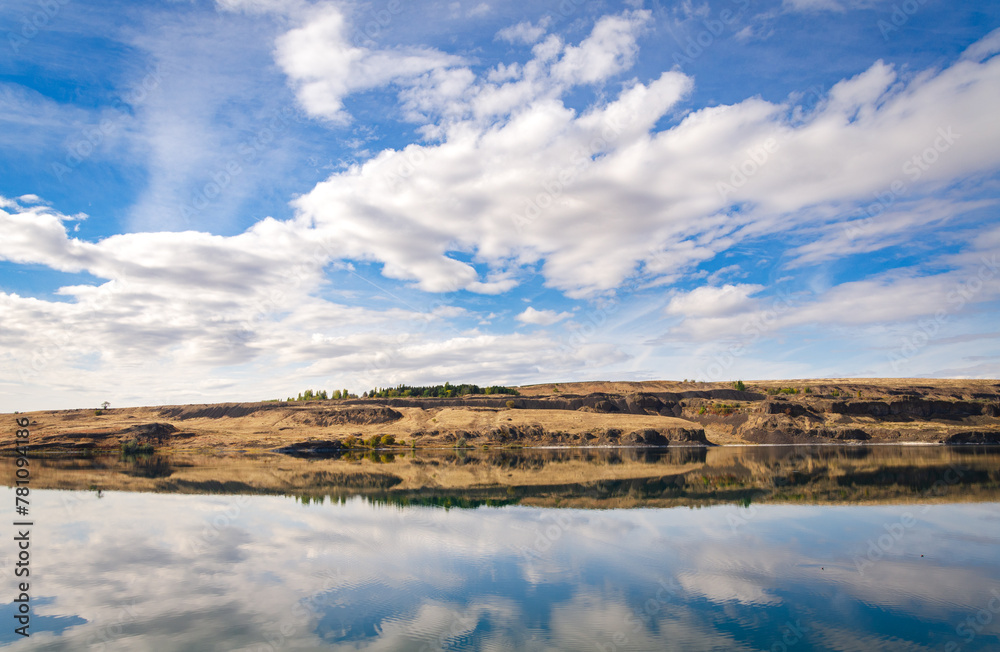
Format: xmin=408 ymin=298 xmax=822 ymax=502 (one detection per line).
xmin=2 ymin=445 xmax=999 ymax=651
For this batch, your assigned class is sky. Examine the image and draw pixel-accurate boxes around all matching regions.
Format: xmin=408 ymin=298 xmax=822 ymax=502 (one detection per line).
xmin=1 ymin=0 xmax=999 ymax=411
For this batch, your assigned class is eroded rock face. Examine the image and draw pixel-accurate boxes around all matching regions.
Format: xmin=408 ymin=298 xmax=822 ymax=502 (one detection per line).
xmin=944 ymin=431 xmax=1000 ymax=444
xmin=319 ymin=407 xmax=403 ymax=426
xmin=827 ymin=399 xmax=988 ymax=419
xmin=484 ymin=425 xmax=545 ymax=443
xmin=159 ymin=404 xmax=275 ymax=420
xmin=809 ymin=428 xmax=871 ymax=441
xmin=601 ymin=426 xmax=710 ymax=446
xmin=120 ymin=423 xmax=177 ymax=437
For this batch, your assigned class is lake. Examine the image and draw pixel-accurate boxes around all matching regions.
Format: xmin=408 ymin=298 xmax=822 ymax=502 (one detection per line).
xmin=2 ymin=445 xmax=999 ymax=650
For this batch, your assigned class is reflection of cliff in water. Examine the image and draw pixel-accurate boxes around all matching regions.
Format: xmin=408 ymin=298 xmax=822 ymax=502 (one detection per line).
xmin=4 ymin=445 xmax=999 ymax=508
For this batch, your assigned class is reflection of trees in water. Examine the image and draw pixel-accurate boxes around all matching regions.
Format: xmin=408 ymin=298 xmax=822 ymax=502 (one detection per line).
xmin=120 ymin=454 xmax=174 ymax=479
xmin=665 ymin=447 xmax=708 ymax=465
xmin=12 ymin=445 xmax=1000 ymax=508
xmin=836 ymin=466 xmax=996 ymax=491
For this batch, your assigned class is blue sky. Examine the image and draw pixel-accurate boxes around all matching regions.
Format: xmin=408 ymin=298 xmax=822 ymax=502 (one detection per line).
xmin=1 ymin=0 xmax=999 ymax=410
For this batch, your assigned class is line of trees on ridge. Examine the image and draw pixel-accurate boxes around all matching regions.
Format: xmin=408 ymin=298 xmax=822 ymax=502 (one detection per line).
xmin=363 ymin=382 xmax=518 ymax=398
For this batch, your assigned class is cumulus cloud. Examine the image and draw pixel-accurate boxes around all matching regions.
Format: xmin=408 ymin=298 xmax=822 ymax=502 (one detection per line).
xmin=496 ymin=18 xmax=551 ymax=45
xmin=516 ymin=306 xmax=572 ymax=326
xmin=0 ymin=197 xmax=621 ymax=408
xmin=273 ymin=4 xmax=465 ymax=124
xmin=665 ymin=284 xmax=764 ymax=319
xmin=287 ymin=27 xmax=1000 ymax=300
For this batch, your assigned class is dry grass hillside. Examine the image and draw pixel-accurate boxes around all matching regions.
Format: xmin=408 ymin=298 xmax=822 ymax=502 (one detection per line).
xmin=6 ymin=378 xmax=999 ymax=452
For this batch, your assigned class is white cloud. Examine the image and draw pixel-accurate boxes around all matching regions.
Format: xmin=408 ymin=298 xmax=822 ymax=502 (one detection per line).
xmin=516 ymin=306 xmax=572 ymax=326
xmin=496 ymin=17 xmax=551 ymax=45
xmin=0 ymin=197 xmax=629 ymax=408
xmin=782 ymin=0 xmax=846 ymax=11
xmin=665 ymin=284 xmax=764 ymax=319
xmin=551 ymin=10 xmax=650 ymax=85
xmin=961 ymin=26 xmax=1000 ymax=62
xmin=286 ymin=28 xmax=1000 ymax=300
xmin=274 ymin=4 xmax=465 ymax=124
xmin=215 ymin=0 xmax=305 ymax=13
xmin=467 ymin=2 xmax=491 ymax=18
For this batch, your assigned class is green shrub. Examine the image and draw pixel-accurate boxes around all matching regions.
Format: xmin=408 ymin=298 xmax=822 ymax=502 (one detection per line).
xmin=95 ymin=410 xmax=103 ymax=416
xmin=804 ymin=387 xmax=812 ymax=394
xmin=506 ymin=400 xmax=515 ymax=409
xmin=120 ymin=438 xmax=154 ymax=455
xmin=380 ymin=434 xmax=396 ymax=447
xmin=733 ymin=380 xmax=746 ymax=392
xmin=455 ymin=437 xmax=468 ymax=448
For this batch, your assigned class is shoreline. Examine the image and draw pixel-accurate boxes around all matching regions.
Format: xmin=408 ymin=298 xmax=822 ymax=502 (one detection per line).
xmin=3 ymin=444 xmax=998 ymax=509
